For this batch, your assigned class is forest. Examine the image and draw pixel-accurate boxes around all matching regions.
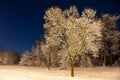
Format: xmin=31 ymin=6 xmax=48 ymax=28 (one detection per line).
xmin=0 ymin=6 xmax=120 ymax=77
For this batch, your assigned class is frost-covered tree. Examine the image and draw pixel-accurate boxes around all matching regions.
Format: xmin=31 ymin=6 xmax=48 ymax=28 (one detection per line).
xmin=35 ymin=40 xmax=45 ymax=66
xmin=19 ymin=38 xmax=47 ymax=67
xmin=2 ymin=50 xmax=20 ymax=65
xmin=19 ymin=51 xmax=36 ymax=66
xmin=62 ymin=8 xmax=103 ymax=77
xmin=41 ymin=43 xmax=51 ymax=69
xmin=43 ymin=7 xmax=64 ymax=69
xmin=35 ymin=39 xmax=47 ymax=67
xmin=101 ymin=14 xmax=120 ymax=67
xmin=44 ymin=6 xmax=103 ymax=77
xmin=113 ymin=31 xmax=120 ymax=66
xmin=40 ymin=42 xmax=60 ymax=69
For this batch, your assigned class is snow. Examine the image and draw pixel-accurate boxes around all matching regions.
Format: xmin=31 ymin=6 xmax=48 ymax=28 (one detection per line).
xmin=0 ymin=66 xmax=119 ymax=80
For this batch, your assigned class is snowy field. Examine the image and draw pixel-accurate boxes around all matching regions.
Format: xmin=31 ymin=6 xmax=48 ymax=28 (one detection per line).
xmin=0 ymin=66 xmax=119 ymax=80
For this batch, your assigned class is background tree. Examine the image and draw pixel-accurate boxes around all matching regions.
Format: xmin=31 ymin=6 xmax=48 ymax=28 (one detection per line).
xmin=2 ymin=50 xmax=20 ymax=65
xmin=19 ymin=37 xmax=47 ymax=67
xmin=35 ymin=39 xmax=47 ymax=67
xmin=41 ymin=43 xmax=49 ymax=69
xmin=114 ymin=32 xmax=120 ymax=66
xmin=101 ymin=14 xmax=120 ymax=67
xmin=0 ymin=46 xmax=3 ymax=53
xmin=0 ymin=46 xmax=3 ymax=64
xmin=43 ymin=7 xmax=64 ymax=69
xmin=40 ymin=42 xmax=60 ymax=69
xmin=19 ymin=51 xmax=36 ymax=66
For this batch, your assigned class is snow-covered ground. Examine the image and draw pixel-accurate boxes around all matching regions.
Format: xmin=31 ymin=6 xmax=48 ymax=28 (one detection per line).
xmin=0 ymin=66 xmax=119 ymax=80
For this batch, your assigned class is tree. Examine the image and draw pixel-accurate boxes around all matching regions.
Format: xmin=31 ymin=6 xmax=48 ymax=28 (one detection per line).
xmin=101 ymin=14 xmax=120 ymax=67
xmin=2 ymin=50 xmax=20 ymax=65
xmin=19 ymin=51 xmax=36 ymax=66
xmin=0 ymin=46 xmax=3 ymax=64
xmin=43 ymin=7 xmax=64 ymax=69
xmin=41 ymin=43 xmax=50 ymax=69
xmin=41 ymin=42 xmax=60 ymax=69
xmin=0 ymin=46 xmax=3 ymax=53
xmin=44 ymin=6 xmax=103 ymax=77
xmin=35 ymin=40 xmax=47 ymax=67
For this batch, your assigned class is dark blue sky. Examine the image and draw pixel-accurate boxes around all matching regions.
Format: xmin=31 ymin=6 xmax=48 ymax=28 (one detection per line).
xmin=0 ymin=0 xmax=120 ymax=53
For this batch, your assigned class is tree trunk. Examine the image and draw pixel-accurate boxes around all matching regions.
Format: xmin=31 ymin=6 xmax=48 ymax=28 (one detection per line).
xmin=103 ymin=54 xmax=106 ymax=67
xmin=103 ymin=41 xmax=107 ymax=67
xmin=47 ymin=52 xmax=51 ymax=70
xmin=108 ymin=54 xmax=114 ymax=66
xmin=70 ymin=62 xmax=74 ymax=77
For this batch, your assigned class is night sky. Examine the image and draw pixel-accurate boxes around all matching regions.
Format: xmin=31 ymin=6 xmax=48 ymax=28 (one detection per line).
xmin=0 ymin=0 xmax=120 ymax=53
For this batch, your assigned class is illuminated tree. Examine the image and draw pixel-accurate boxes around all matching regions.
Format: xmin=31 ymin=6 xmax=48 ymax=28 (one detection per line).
xmin=43 ymin=7 xmax=64 ymax=69
xmin=44 ymin=6 xmax=103 ymax=77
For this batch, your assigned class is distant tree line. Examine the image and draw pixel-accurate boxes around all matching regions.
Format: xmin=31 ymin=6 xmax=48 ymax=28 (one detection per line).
xmin=0 ymin=49 xmax=20 ymax=65
xmin=0 ymin=6 xmax=119 ymax=77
